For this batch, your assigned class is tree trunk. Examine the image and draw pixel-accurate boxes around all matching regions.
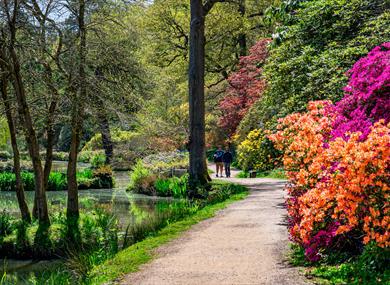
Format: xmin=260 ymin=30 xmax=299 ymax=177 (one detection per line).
xmin=67 ymin=110 xmax=81 ymax=218
xmin=188 ymin=0 xmax=208 ymax=191
xmin=238 ymin=0 xmax=247 ymax=56
xmin=0 ymin=63 xmax=31 ymax=223
xmin=43 ymin=101 xmax=57 ymax=192
xmin=10 ymin=47 xmax=49 ymax=224
xmin=4 ymin=0 xmax=49 ymax=224
xmin=98 ymin=111 xmax=113 ymax=165
xmin=67 ymin=0 xmax=87 ymax=218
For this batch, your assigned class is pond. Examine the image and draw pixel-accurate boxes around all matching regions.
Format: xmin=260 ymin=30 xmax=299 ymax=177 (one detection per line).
xmin=0 ymin=163 xmax=182 ymax=283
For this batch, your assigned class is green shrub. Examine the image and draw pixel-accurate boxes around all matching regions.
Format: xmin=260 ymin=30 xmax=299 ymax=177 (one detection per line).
xmin=48 ymin=172 xmax=67 ymax=191
xmin=127 ymin=161 xmax=156 ymax=194
xmin=51 ymin=152 xmax=69 ymax=161
xmin=154 ymin=175 xmax=188 ymax=198
xmin=82 ymin=130 xmax=138 ymax=151
xmin=236 ymin=129 xmax=281 ymax=172
xmin=90 ymin=153 xmax=106 ymax=168
xmin=92 ymin=166 xmax=114 ymax=189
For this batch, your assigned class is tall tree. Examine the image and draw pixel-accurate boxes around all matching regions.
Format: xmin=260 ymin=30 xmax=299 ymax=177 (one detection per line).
xmin=1 ymin=0 xmax=50 ymax=223
xmin=67 ymin=0 xmax=87 ymax=219
xmin=188 ymin=0 xmax=227 ymax=190
xmin=0 ymin=44 xmax=31 ymax=223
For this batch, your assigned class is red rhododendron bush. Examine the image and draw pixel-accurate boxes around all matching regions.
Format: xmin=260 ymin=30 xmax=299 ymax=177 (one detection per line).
xmin=269 ymin=44 xmax=390 ymax=261
xmin=218 ymin=39 xmax=271 ymax=136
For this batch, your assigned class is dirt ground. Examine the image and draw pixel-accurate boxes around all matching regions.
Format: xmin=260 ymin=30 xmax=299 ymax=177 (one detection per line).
xmin=120 ymin=170 xmax=312 ymax=285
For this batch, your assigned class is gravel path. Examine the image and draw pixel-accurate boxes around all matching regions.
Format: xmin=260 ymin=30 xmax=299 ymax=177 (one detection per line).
xmin=120 ymin=169 xmax=311 ymax=285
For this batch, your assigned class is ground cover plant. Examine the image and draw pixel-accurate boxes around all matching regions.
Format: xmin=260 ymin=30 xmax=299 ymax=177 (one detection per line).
xmin=269 ymin=43 xmax=390 ymax=284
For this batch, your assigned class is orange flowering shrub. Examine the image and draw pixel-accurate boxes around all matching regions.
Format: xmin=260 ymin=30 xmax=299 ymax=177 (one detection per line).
xmin=269 ymin=102 xmax=389 ymax=261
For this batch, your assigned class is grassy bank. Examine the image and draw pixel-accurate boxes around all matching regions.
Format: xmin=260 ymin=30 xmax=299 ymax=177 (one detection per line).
xmin=87 ymin=189 xmax=248 ymax=284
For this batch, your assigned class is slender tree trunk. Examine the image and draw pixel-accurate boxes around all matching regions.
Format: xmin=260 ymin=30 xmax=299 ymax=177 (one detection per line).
xmin=67 ymin=108 xmax=81 ymax=218
xmin=98 ymin=111 xmax=113 ymax=165
xmin=43 ymin=100 xmax=57 ymax=191
xmin=4 ymin=0 xmax=49 ymax=223
xmin=42 ymin=66 xmax=59 ymax=191
xmin=0 ymin=64 xmax=31 ymax=223
xmin=238 ymin=0 xmax=247 ymax=56
xmin=67 ymin=0 xmax=87 ymax=218
xmin=188 ymin=0 xmax=208 ymax=191
xmin=10 ymin=48 xmax=49 ymax=224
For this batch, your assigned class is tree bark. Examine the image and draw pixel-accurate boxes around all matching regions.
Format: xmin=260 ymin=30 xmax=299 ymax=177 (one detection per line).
xmin=237 ymin=0 xmax=247 ymax=57
xmin=10 ymin=48 xmax=49 ymax=223
xmin=0 ymin=61 xmax=31 ymax=223
xmin=67 ymin=0 xmax=87 ymax=218
xmin=3 ymin=0 xmax=49 ymax=224
xmin=188 ymin=0 xmax=208 ymax=191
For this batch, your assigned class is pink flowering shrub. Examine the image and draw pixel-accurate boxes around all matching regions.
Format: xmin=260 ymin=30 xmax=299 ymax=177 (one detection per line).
xmin=269 ymin=43 xmax=390 ymax=262
xmin=331 ymin=42 xmax=390 ymax=141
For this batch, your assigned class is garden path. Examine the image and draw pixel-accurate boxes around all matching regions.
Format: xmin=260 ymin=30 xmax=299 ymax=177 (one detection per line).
xmin=120 ymin=168 xmax=311 ymax=285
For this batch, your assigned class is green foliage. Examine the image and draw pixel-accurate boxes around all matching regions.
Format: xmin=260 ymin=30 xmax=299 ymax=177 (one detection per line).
xmin=82 ymin=130 xmax=138 ymax=151
xmin=236 ymin=129 xmax=281 ymax=172
xmin=0 ymin=168 xmax=113 ymax=191
xmin=127 ymin=161 xmax=155 ymax=194
xmin=90 ymin=153 xmax=106 ymax=169
xmin=91 ymin=166 xmax=114 ymax=189
xmin=78 ymin=151 xmax=105 ymax=164
xmin=309 ymin=245 xmax=390 ymax=284
xmin=289 ymin=243 xmax=390 ymax=284
xmin=154 ymin=175 xmax=188 ymax=198
xmin=0 ymin=212 xmax=14 ymax=242
xmin=128 ymin=152 xmax=189 ymax=196
xmin=239 ymin=0 xmax=390 ymax=136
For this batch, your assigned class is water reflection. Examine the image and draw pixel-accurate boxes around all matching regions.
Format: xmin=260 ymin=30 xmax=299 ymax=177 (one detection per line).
xmin=0 ymin=170 xmax=181 ymax=282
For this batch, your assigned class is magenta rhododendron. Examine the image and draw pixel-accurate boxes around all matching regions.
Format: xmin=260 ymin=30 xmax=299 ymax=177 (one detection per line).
xmin=331 ymin=42 xmax=390 ymax=141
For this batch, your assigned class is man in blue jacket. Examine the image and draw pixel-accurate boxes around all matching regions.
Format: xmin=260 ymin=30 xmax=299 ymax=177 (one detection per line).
xmin=223 ymin=147 xmax=233 ymax=178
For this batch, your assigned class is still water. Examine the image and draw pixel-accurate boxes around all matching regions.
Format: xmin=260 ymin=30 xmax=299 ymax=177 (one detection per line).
xmin=0 ymin=163 xmax=180 ymax=282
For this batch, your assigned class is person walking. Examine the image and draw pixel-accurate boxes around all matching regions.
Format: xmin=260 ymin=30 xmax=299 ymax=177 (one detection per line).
xmin=213 ymin=146 xmax=225 ymax=177
xmin=223 ymin=147 xmax=233 ymax=178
